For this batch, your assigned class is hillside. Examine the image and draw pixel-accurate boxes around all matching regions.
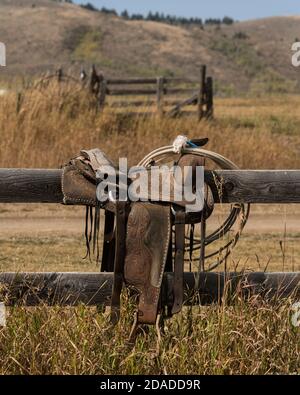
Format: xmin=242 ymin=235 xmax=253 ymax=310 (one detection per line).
xmin=0 ymin=0 xmax=299 ymax=94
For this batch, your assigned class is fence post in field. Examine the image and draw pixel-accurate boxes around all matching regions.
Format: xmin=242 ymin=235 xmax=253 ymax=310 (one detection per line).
xmin=206 ymin=77 xmax=214 ymax=119
xmin=56 ymin=68 xmax=63 ymax=83
xmin=198 ymin=65 xmax=206 ymax=121
xmin=157 ymin=76 xmax=164 ymax=116
xmin=99 ymin=77 xmax=107 ymax=111
xmin=16 ymin=91 xmax=22 ymax=114
xmin=89 ymin=65 xmax=98 ymax=94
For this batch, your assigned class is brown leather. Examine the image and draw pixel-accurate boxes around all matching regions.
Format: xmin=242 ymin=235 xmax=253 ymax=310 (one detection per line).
xmin=62 ymin=151 xmax=214 ymax=223
xmin=177 ymin=154 xmax=214 ymax=222
xmin=61 ymin=147 xmax=213 ymax=331
xmin=172 ymin=210 xmax=186 ymax=315
xmin=124 ymin=203 xmax=171 ymax=324
xmin=110 ymin=201 xmax=127 ymax=325
xmin=61 ymin=148 xmax=116 ymax=206
xmin=100 ymin=210 xmax=115 ymax=272
xmin=62 ymin=160 xmax=97 ymax=206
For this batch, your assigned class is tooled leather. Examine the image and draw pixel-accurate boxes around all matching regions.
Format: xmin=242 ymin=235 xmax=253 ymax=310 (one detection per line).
xmin=61 ymin=151 xmax=110 ymax=206
xmin=62 ymin=151 xmax=213 ymax=224
xmin=61 ymin=165 xmax=97 ymax=206
xmin=62 ymin=159 xmax=117 ymax=211
xmin=177 ymin=154 xmax=214 ymax=221
xmin=61 ymin=148 xmax=214 ymax=328
xmin=124 ymin=204 xmax=152 ymax=288
xmin=124 ymin=203 xmax=171 ymax=324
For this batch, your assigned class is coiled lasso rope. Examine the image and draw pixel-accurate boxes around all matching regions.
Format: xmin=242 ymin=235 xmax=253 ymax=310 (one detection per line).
xmin=138 ymin=141 xmax=250 ymax=272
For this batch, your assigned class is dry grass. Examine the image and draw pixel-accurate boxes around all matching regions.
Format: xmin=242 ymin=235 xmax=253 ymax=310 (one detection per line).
xmin=0 ymin=87 xmax=299 ymax=374
xmin=0 ymin=88 xmax=299 ymax=169
xmin=1 ymin=207 xmax=300 ymax=275
xmin=0 ymin=240 xmax=299 ymax=376
xmin=0 ymin=296 xmax=299 ymax=375
xmin=0 ymin=231 xmax=299 ymax=274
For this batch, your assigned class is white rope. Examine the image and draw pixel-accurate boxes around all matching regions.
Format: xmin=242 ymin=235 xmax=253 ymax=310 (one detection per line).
xmin=138 ymin=144 xmax=250 ymax=272
xmin=172 ymin=135 xmax=188 ymax=154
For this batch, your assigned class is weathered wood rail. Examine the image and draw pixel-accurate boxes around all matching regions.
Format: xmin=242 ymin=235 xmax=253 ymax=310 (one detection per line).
xmin=30 ymin=66 xmax=214 ymax=119
xmin=86 ymin=65 xmax=213 ymax=119
xmin=0 ymin=168 xmax=299 ymax=306
xmin=0 ymin=169 xmax=299 ymax=204
xmin=0 ymin=272 xmax=299 ymax=306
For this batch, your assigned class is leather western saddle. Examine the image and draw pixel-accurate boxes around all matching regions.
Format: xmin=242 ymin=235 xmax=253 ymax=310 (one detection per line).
xmin=61 ymin=140 xmax=214 ymax=338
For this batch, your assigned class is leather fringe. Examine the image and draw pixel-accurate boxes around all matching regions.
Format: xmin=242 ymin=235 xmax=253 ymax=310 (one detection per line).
xmin=84 ymin=205 xmax=101 ymax=265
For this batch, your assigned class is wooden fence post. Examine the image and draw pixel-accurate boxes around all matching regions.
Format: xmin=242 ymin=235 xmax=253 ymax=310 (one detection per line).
xmin=56 ymin=68 xmax=63 ymax=83
xmin=157 ymin=76 xmax=164 ymax=116
xmin=198 ymin=65 xmax=206 ymax=121
xmin=205 ymin=77 xmax=214 ymax=119
xmin=89 ymin=65 xmax=98 ymax=94
xmin=99 ymin=78 xmax=107 ymax=111
xmin=16 ymin=91 xmax=22 ymax=114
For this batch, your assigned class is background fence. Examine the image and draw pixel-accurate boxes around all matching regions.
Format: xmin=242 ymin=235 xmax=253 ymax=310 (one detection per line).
xmin=33 ymin=65 xmax=214 ymax=120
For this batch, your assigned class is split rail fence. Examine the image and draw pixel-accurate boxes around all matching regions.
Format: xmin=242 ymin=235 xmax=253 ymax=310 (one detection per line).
xmin=0 ymin=168 xmax=299 ymax=307
xmin=89 ymin=65 xmax=214 ymax=119
xmin=34 ymin=65 xmax=214 ymax=120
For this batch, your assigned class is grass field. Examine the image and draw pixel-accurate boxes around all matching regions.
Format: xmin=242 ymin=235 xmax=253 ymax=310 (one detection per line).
xmin=0 ymin=88 xmax=299 ymax=374
xmin=0 ymin=87 xmax=300 ymax=169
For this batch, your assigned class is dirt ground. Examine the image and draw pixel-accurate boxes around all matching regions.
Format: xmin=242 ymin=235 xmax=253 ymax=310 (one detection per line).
xmin=0 ymin=203 xmax=299 ymax=273
xmin=1 ymin=203 xmax=299 ymax=233
xmin=0 ymin=212 xmax=299 ymax=235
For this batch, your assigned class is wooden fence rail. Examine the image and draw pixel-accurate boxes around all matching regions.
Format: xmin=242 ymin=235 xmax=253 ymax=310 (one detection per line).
xmin=34 ymin=66 xmax=214 ymax=119
xmin=0 ymin=272 xmax=299 ymax=307
xmin=0 ymin=168 xmax=299 ymax=306
xmin=0 ymin=169 xmax=300 ymax=204
xmin=86 ymin=65 xmax=213 ymax=119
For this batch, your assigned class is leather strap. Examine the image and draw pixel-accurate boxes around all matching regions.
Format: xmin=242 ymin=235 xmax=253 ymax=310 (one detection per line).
xmin=165 ymin=236 xmax=173 ymax=272
xmin=172 ymin=210 xmax=186 ymax=315
xmin=195 ymin=207 xmax=206 ymax=290
xmin=101 ymin=210 xmax=115 ymax=272
xmin=110 ymin=201 xmax=127 ymax=325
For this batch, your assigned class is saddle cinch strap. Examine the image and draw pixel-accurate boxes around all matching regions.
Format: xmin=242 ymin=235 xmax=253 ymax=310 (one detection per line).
xmin=61 ymin=147 xmax=213 ymax=337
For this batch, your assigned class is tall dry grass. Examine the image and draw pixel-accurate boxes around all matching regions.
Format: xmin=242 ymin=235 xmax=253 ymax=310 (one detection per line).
xmin=0 ymin=295 xmax=299 ymax=375
xmin=0 ymin=85 xmax=299 ymax=375
xmin=0 ymin=85 xmax=299 ymax=169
